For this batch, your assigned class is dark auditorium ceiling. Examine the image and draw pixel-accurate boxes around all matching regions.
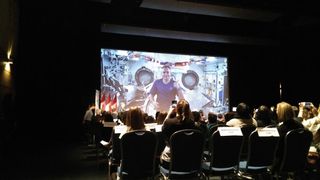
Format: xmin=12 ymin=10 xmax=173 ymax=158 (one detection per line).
xmin=90 ymin=0 xmax=320 ymax=47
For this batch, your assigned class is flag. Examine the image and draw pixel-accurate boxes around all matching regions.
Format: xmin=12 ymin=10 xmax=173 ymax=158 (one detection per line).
xmin=110 ymin=94 xmax=117 ymax=112
xmin=105 ymin=94 xmax=111 ymax=112
xmin=95 ymin=90 xmax=100 ymax=116
xmin=100 ymin=93 xmax=106 ymax=110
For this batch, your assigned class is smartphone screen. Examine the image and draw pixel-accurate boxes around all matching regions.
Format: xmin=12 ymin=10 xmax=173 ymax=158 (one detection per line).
xmin=305 ymin=102 xmax=311 ymax=106
xmin=172 ymin=100 xmax=177 ymax=105
xmin=171 ymin=100 xmax=177 ymax=108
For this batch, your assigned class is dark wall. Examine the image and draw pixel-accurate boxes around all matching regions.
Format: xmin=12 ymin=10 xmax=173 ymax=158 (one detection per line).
xmin=15 ymin=1 xmax=100 ymax=143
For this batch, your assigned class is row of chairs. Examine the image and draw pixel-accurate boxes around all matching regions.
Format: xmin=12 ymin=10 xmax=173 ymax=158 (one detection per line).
xmin=106 ymin=127 xmax=313 ymax=180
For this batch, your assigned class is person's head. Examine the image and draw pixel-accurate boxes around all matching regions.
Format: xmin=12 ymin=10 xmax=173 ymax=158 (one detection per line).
xmin=217 ymin=113 xmax=225 ymax=123
xmin=126 ymin=107 xmax=145 ymax=130
xmin=102 ymin=111 xmax=113 ymax=122
xmin=254 ymin=105 xmax=272 ymax=124
xmin=156 ymin=111 xmax=168 ymax=124
xmin=176 ymin=99 xmax=192 ymax=122
xmin=207 ymin=112 xmax=217 ymax=124
xmin=224 ymin=111 xmax=235 ymax=122
xmin=89 ymin=103 xmax=95 ymax=110
xmin=302 ymin=106 xmax=314 ymax=120
xmin=199 ymin=109 xmax=206 ymax=122
xmin=276 ymin=101 xmax=294 ymax=123
xmin=192 ymin=111 xmax=201 ymax=122
xmin=162 ymin=65 xmax=171 ymax=83
xmin=145 ymin=115 xmax=155 ymax=124
xmin=235 ymin=102 xmax=251 ymax=119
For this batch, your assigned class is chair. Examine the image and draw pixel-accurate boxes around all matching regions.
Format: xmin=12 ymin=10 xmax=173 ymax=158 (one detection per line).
xmin=96 ymin=123 xmax=115 ymax=165
xmin=208 ymin=124 xmax=229 ymax=137
xmin=108 ymin=129 xmax=121 ymax=180
xmin=273 ymin=128 xmax=313 ymax=180
xmin=119 ymin=130 xmax=158 ymax=179
xmin=204 ymin=124 xmax=228 ymax=157
xmin=160 ymin=129 xmax=205 ymax=179
xmin=202 ymin=128 xmax=243 ymax=179
xmin=155 ymin=131 xmax=166 ymax=174
xmin=240 ymin=125 xmax=256 ymax=160
xmin=238 ymin=128 xmax=280 ymax=180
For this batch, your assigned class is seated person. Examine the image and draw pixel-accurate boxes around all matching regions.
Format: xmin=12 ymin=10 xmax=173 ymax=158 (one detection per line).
xmin=160 ymin=99 xmax=196 ymax=169
xmin=226 ymin=102 xmax=257 ymax=127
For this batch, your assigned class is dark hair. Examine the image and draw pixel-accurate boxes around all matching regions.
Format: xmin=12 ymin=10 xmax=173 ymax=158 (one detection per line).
xmin=156 ymin=111 xmax=168 ymax=124
xmin=102 ymin=111 xmax=114 ymax=122
xmin=126 ymin=107 xmax=145 ymax=130
xmin=208 ymin=112 xmax=217 ymax=124
xmin=255 ymin=105 xmax=272 ymax=124
xmin=192 ymin=111 xmax=201 ymax=122
xmin=162 ymin=64 xmax=171 ymax=69
xmin=235 ymin=102 xmax=251 ymax=119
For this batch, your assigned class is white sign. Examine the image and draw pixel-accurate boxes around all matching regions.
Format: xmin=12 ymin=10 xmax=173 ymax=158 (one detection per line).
xmin=257 ymin=127 xmax=279 ymax=137
xmin=218 ymin=127 xmax=243 ymax=136
xmin=145 ymin=123 xmax=157 ymax=131
xmin=155 ymin=125 xmax=163 ymax=132
xmin=114 ymin=125 xmax=127 ymax=134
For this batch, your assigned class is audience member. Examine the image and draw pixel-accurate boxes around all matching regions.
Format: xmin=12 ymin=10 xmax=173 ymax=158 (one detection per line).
xmin=83 ymin=103 xmax=95 ymax=144
xmin=272 ymin=101 xmax=304 ymax=172
xmin=100 ymin=111 xmax=114 ymax=142
xmin=207 ymin=112 xmax=226 ymax=131
xmin=156 ymin=111 xmax=168 ymax=125
xmin=207 ymin=112 xmax=218 ymax=130
xmin=193 ymin=110 xmax=209 ymax=139
xmin=145 ymin=115 xmax=156 ymax=124
xmin=298 ymin=102 xmax=316 ymax=121
xmin=160 ymin=99 xmax=196 ymax=169
xmin=120 ymin=107 xmax=146 ymax=137
xmin=226 ymin=102 xmax=257 ymax=127
xmin=224 ymin=111 xmax=236 ymax=122
xmin=313 ymin=128 xmax=320 ymax=153
xmin=301 ymin=105 xmax=320 ymax=135
xmin=306 ymin=128 xmax=320 ymax=178
xmin=199 ymin=109 xmax=207 ymax=123
xmin=253 ymin=105 xmax=276 ymax=127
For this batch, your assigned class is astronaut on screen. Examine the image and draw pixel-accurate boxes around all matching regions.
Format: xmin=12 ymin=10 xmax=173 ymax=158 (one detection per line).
xmin=147 ymin=65 xmax=184 ymax=112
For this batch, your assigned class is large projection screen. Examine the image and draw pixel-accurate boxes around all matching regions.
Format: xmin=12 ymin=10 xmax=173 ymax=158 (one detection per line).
xmin=100 ymin=48 xmax=229 ymax=117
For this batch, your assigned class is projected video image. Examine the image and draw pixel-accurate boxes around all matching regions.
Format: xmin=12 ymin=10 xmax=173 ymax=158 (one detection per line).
xmin=101 ymin=48 xmax=229 ymax=117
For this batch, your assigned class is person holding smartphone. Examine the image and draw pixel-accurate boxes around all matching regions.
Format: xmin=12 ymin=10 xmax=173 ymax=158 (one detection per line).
xmin=298 ymin=102 xmax=316 ymax=121
xmin=160 ymin=99 xmax=196 ymax=169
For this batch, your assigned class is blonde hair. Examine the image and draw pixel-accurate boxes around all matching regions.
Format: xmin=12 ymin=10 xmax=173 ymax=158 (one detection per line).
xmin=276 ymin=101 xmax=294 ymax=122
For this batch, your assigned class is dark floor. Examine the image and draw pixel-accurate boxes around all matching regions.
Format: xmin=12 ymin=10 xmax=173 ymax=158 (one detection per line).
xmin=1 ymin=135 xmax=108 ymax=180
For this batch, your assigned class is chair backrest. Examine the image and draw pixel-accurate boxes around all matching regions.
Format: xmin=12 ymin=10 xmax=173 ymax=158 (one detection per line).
xmin=208 ymin=124 xmax=228 ymax=136
xmin=209 ymin=129 xmax=243 ymax=170
xmin=120 ymin=130 xmax=158 ymax=178
xmin=279 ymin=128 xmax=313 ymax=173
xmin=240 ymin=125 xmax=256 ymax=159
xmin=169 ymin=129 xmax=205 ymax=174
xmin=109 ymin=129 xmax=121 ymax=163
xmin=246 ymin=129 xmax=280 ymax=168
